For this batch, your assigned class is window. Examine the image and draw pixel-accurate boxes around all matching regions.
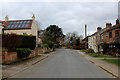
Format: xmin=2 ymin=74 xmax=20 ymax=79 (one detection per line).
xmin=109 ymin=32 xmax=112 ymax=38
xmin=101 ymin=34 xmax=103 ymax=39
xmin=105 ymin=33 xmax=107 ymax=39
xmin=115 ymin=30 xmax=119 ymax=37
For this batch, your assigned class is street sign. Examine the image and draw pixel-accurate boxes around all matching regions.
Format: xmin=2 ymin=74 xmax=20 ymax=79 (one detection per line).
xmin=70 ymin=41 xmax=72 ymax=44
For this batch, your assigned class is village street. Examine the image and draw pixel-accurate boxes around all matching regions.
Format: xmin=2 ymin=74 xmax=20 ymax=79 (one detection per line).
xmin=10 ymin=49 xmax=111 ymax=78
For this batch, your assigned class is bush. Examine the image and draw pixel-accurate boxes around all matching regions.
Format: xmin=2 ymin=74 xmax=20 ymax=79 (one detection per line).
xmin=16 ymin=48 xmax=31 ymax=58
xmin=2 ymin=34 xmax=22 ymax=52
xmin=86 ymin=48 xmax=95 ymax=53
xmin=43 ymin=44 xmax=49 ymax=48
xmin=19 ymin=35 xmax=36 ymax=50
xmin=100 ymin=42 xmax=109 ymax=54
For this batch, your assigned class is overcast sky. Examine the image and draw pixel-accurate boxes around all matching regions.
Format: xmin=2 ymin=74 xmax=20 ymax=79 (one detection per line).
xmin=0 ymin=1 xmax=118 ymax=37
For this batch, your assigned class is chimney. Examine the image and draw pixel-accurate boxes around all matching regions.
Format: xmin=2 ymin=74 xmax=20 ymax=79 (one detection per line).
xmin=5 ymin=16 xmax=9 ymax=21
xmin=116 ymin=19 xmax=119 ymax=25
xmin=106 ymin=23 xmax=112 ymax=29
xmin=97 ymin=27 xmax=102 ymax=31
xmin=32 ymin=14 xmax=35 ymax=20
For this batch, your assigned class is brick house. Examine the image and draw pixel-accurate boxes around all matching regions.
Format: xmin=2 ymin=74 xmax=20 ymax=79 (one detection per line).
xmin=100 ymin=19 xmax=120 ymax=55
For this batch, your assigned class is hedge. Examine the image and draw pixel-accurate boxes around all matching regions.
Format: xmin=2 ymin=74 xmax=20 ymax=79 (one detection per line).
xmin=19 ymin=35 xmax=36 ymax=50
xmin=16 ymin=48 xmax=31 ymax=58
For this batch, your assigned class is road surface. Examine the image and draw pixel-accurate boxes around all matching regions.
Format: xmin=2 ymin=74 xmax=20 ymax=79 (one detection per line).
xmin=11 ymin=49 xmax=111 ymax=78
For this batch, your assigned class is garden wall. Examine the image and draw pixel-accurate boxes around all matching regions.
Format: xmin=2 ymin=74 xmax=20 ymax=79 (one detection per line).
xmin=2 ymin=48 xmax=54 ymax=64
xmin=2 ymin=50 xmax=37 ymax=64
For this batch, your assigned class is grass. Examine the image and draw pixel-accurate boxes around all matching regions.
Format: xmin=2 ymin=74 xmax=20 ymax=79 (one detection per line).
xmin=102 ymin=59 xmax=120 ymax=66
xmin=80 ymin=49 xmax=86 ymax=52
xmin=86 ymin=53 xmax=108 ymax=57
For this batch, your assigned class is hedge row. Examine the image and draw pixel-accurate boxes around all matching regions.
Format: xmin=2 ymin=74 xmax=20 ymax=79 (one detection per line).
xmin=2 ymin=34 xmax=36 ymax=51
xmin=19 ymin=35 xmax=36 ymax=50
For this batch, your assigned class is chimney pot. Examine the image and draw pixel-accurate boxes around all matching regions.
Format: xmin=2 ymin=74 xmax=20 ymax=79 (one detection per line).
xmin=97 ymin=27 xmax=102 ymax=31
xmin=116 ymin=19 xmax=119 ymax=24
xmin=106 ymin=23 xmax=112 ymax=29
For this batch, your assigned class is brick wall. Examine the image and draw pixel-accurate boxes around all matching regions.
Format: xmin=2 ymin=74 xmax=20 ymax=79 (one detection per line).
xmin=100 ymin=28 xmax=120 ymax=43
xmin=2 ymin=50 xmax=37 ymax=64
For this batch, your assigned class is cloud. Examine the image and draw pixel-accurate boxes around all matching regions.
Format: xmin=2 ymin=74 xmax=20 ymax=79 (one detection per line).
xmin=1 ymin=2 xmax=118 ymax=37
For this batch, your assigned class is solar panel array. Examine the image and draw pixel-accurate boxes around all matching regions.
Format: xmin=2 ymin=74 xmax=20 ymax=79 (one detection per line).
xmin=7 ymin=21 xmax=31 ymax=29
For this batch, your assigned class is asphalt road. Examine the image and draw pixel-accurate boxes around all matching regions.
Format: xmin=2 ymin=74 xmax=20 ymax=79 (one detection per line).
xmin=11 ymin=49 xmax=111 ymax=78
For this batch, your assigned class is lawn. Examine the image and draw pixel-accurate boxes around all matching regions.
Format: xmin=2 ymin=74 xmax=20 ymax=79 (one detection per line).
xmin=86 ymin=53 xmax=108 ymax=57
xmin=102 ymin=59 xmax=120 ymax=66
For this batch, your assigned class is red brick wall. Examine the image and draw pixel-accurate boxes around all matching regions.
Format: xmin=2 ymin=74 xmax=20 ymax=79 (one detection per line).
xmin=2 ymin=50 xmax=37 ymax=64
xmin=100 ymin=28 xmax=120 ymax=43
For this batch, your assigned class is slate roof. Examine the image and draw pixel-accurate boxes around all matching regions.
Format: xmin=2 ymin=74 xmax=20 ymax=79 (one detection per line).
xmin=2 ymin=19 xmax=33 ymax=30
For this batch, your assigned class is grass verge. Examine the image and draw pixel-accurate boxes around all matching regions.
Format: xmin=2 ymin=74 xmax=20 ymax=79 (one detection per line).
xmin=102 ymin=59 xmax=120 ymax=66
xmin=86 ymin=53 xmax=108 ymax=57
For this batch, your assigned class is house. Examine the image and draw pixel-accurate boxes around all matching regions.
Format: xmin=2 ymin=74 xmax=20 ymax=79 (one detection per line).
xmin=2 ymin=14 xmax=38 ymax=46
xmin=82 ymin=36 xmax=90 ymax=49
xmin=88 ymin=27 xmax=102 ymax=52
xmin=2 ymin=15 xmax=37 ymax=36
xmin=100 ymin=19 xmax=120 ymax=55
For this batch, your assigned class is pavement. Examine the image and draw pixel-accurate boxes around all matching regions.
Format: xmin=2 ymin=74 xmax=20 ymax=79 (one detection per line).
xmin=75 ymin=50 xmax=120 ymax=79
xmin=8 ymin=49 xmax=113 ymax=78
xmin=2 ymin=52 xmax=55 ymax=79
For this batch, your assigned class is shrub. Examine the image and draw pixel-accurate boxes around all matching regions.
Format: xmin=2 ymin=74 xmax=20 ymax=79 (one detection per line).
xmin=19 ymin=35 xmax=36 ymax=50
xmin=100 ymin=42 xmax=109 ymax=54
xmin=43 ymin=44 xmax=49 ymax=48
xmin=86 ymin=48 xmax=95 ymax=53
xmin=2 ymin=47 xmax=8 ymax=52
xmin=2 ymin=34 xmax=22 ymax=52
xmin=16 ymin=48 xmax=31 ymax=58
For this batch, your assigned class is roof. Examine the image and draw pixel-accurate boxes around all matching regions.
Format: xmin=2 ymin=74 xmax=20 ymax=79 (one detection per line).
xmin=2 ymin=19 xmax=33 ymax=30
xmin=106 ymin=24 xmax=120 ymax=32
xmin=82 ymin=36 xmax=90 ymax=41
xmin=100 ymin=23 xmax=120 ymax=34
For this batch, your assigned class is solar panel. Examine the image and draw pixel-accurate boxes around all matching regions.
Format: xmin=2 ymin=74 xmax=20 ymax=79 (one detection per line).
xmin=18 ymin=24 xmax=21 ymax=28
xmin=24 ymin=21 xmax=26 ymax=23
xmin=7 ymin=25 xmax=11 ymax=28
xmin=20 ymin=21 xmax=23 ymax=24
xmin=10 ymin=22 xmax=13 ymax=24
xmin=21 ymin=24 xmax=25 ymax=28
xmin=13 ymin=21 xmax=16 ymax=24
xmin=14 ymin=25 xmax=18 ymax=28
xmin=10 ymin=25 xmax=14 ymax=28
xmin=25 ymin=24 xmax=29 ymax=28
xmin=27 ymin=21 xmax=30 ymax=23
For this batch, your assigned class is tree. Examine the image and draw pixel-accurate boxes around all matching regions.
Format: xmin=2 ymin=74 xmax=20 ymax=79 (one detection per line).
xmin=41 ymin=25 xmax=64 ymax=48
xmin=76 ymin=38 xmax=80 ymax=46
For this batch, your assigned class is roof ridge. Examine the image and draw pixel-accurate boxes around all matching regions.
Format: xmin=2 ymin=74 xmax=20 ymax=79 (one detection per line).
xmin=2 ymin=19 xmax=33 ymax=22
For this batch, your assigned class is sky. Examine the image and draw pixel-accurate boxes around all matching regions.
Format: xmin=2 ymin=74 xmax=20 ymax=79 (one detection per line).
xmin=0 ymin=0 xmax=119 ymax=38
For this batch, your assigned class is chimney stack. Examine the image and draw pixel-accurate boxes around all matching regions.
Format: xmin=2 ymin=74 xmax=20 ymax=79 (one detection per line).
xmin=32 ymin=14 xmax=35 ymax=20
xmin=106 ymin=23 xmax=112 ymax=29
xmin=5 ymin=16 xmax=9 ymax=21
xmin=116 ymin=19 xmax=119 ymax=25
xmin=97 ymin=27 xmax=102 ymax=31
